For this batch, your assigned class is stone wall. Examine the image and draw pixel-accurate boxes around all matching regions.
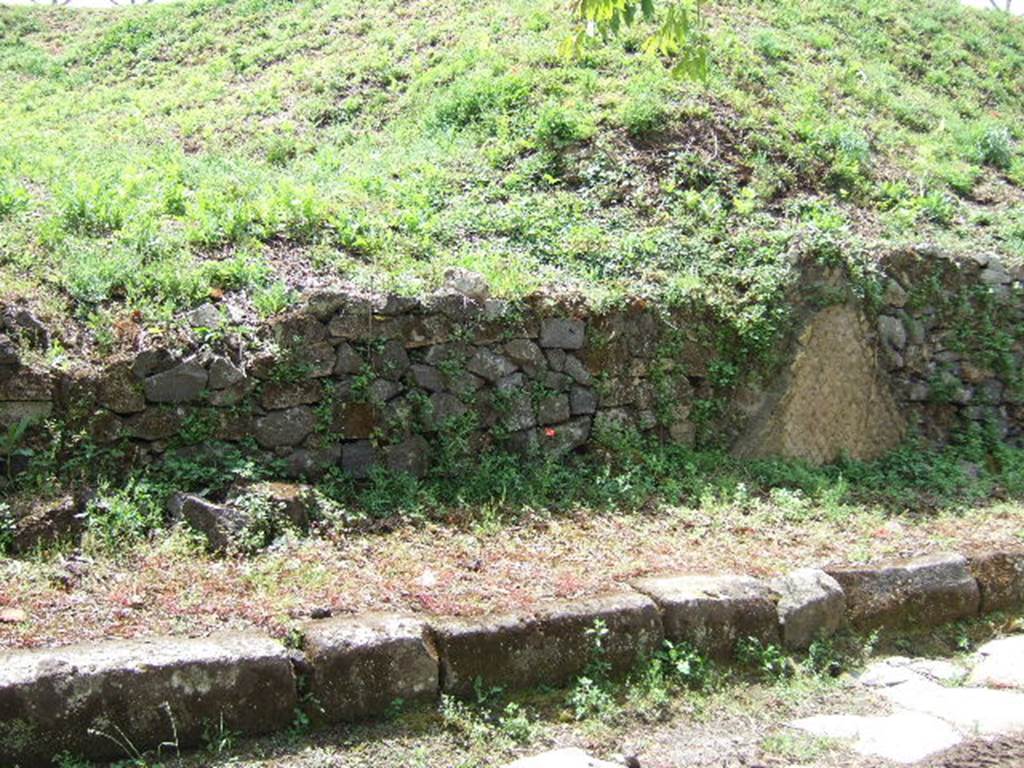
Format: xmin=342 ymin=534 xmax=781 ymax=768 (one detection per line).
xmin=1 ymin=249 xmax=1022 ymax=482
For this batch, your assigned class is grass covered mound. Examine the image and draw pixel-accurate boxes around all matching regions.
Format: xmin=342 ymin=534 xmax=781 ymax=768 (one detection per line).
xmin=0 ymin=0 xmax=1023 ymax=360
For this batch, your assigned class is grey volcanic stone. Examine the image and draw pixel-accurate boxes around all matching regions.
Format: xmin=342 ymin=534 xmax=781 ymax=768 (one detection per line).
xmin=410 ymin=363 xmax=445 ymax=392
xmin=432 ymin=593 xmax=662 ymax=697
xmin=185 ymin=302 xmax=221 ymax=329
xmin=131 ymin=348 xmax=175 ymax=379
xmin=368 ymin=378 xmax=403 ymax=403
xmin=335 ymin=343 xmax=364 ymax=375
xmin=168 ymin=493 xmax=251 ymax=551
xmin=259 ymin=380 xmax=322 ymax=410
xmin=540 ymin=318 xmax=585 ymax=350
xmin=967 ymin=635 xmax=1024 ymax=690
xmin=425 ymin=392 xmax=468 ymax=431
xmin=208 ymin=356 xmax=245 ymax=390
xmin=537 ymin=393 xmax=571 ymax=426
xmin=563 ymin=355 xmax=592 ymax=385
xmin=827 ymin=553 xmax=980 ymax=630
xmin=386 ymin=435 xmax=430 ymax=478
xmin=255 ymin=406 xmax=316 ymax=448
xmin=443 ymin=267 xmax=490 ymax=302
xmin=0 ymin=333 xmax=19 ymax=380
xmin=0 ymin=633 xmax=296 ymax=767
xmin=96 ymin=365 xmax=146 ymax=415
xmin=342 ymin=440 xmax=376 ymax=480
xmin=772 ymin=568 xmax=846 ymax=650
xmin=969 ymin=550 xmax=1024 ymax=613
xmin=500 ymin=391 xmax=536 ymax=432
xmin=124 ymin=407 xmax=184 ymax=441
xmin=9 ymin=495 xmax=87 ymax=554
xmin=570 ymin=386 xmax=598 ymax=415
xmin=878 ymin=315 xmax=907 ymax=351
xmin=302 ymin=614 xmax=437 ymax=722
xmin=540 ymin=416 xmax=592 ymax=456
xmin=503 ymin=339 xmax=547 ymax=374
xmin=370 ymin=340 xmax=410 ymax=381
xmin=143 ymin=362 xmax=208 ymax=403
xmin=467 ymin=348 xmax=517 ymax=382
xmin=632 ymin=574 xmax=779 ymax=659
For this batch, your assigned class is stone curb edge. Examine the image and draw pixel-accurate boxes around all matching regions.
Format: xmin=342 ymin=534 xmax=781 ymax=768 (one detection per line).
xmin=2 ymin=549 xmax=1022 ymax=766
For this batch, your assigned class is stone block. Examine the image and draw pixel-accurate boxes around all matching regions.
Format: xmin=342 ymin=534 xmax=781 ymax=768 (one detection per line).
xmin=302 ymin=614 xmax=438 ymax=722
xmin=142 ymin=362 xmax=208 ymax=403
xmin=772 ymin=568 xmax=845 ymax=650
xmin=969 ymin=550 xmax=1024 ymax=613
xmin=255 ymin=406 xmax=316 ymax=448
xmin=827 ymin=553 xmax=980 ymax=631
xmin=0 ymin=634 xmax=296 ymax=767
xmin=540 ymin=318 xmax=585 ymax=350
xmin=431 ymin=593 xmax=662 ymax=697
xmin=632 ymin=574 xmax=779 ymax=659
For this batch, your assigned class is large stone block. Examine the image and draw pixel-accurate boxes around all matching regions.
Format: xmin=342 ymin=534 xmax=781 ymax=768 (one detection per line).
xmin=142 ymin=362 xmax=208 ymax=404
xmin=772 ymin=568 xmax=846 ymax=650
xmin=969 ymin=550 xmax=1024 ymax=613
xmin=302 ymin=614 xmax=438 ymax=722
xmin=0 ymin=634 xmax=296 ymax=767
xmin=827 ymin=553 xmax=980 ymax=631
xmin=632 ymin=574 xmax=779 ymax=659
xmin=431 ymin=593 xmax=662 ymax=697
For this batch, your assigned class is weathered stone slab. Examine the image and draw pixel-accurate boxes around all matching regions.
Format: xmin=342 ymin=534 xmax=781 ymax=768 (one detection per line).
xmin=772 ymin=568 xmax=845 ymax=650
xmin=0 ymin=633 xmax=296 ymax=767
xmin=632 ymin=574 xmax=779 ymax=659
xmin=969 ymin=550 xmax=1024 ymax=613
xmin=826 ymin=553 xmax=980 ymax=630
xmin=431 ymin=593 xmax=662 ymax=697
xmin=967 ymin=635 xmax=1024 ymax=690
xmin=302 ymin=614 xmax=438 ymax=722
xmin=876 ymin=676 xmax=1024 ymax=735
xmin=791 ymin=712 xmax=960 ymax=764
xmin=504 ymin=748 xmax=622 ymax=768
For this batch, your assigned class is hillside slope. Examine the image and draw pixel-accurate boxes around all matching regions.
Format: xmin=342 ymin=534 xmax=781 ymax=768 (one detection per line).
xmin=0 ymin=0 xmax=1023 ymax=361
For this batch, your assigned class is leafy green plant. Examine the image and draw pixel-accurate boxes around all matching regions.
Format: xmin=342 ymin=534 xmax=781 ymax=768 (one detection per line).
xmin=736 ymin=636 xmax=793 ymax=681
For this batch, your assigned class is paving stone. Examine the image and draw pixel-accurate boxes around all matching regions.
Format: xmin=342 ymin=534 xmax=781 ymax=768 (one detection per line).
xmin=0 ymin=633 xmax=296 ymax=766
xmin=772 ymin=567 xmax=845 ymax=650
xmin=631 ymin=574 xmax=779 ymax=659
xmin=827 ymin=553 xmax=980 ymax=630
xmin=859 ymin=657 xmax=966 ymax=688
xmin=967 ymin=635 xmax=1024 ymax=690
xmin=504 ymin=748 xmax=622 ymax=768
xmin=432 ymin=593 xmax=662 ymax=697
xmin=302 ymin=614 xmax=437 ymax=722
xmin=876 ymin=677 xmax=1024 ymax=735
xmin=791 ymin=712 xmax=961 ymax=764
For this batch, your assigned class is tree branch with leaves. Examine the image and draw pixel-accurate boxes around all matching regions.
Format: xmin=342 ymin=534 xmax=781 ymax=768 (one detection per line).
xmin=561 ymin=0 xmax=711 ymax=80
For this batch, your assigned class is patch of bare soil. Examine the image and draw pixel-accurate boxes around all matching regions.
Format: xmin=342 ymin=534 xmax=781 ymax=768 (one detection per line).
xmin=926 ymin=735 xmax=1024 ymax=768
xmin=2 ymin=500 xmax=1022 ymax=650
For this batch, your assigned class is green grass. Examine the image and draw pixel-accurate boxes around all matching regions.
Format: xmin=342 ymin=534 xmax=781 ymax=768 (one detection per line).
xmin=1 ymin=0 xmax=1023 ymax=356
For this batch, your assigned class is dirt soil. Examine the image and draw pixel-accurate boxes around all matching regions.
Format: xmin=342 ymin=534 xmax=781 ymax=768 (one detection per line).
xmin=2 ymin=500 xmax=1022 ymax=649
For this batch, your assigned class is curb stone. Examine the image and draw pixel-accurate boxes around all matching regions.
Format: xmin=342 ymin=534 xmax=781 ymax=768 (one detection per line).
xmin=632 ymin=574 xmax=780 ymax=659
xmin=827 ymin=552 xmax=980 ymax=630
xmin=430 ymin=592 xmax=663 ymax=697
xmin=1 ymin=549 xmax=1022 ymax=766
xmin=0 ymin=633 xmax=297 ymax=767
xmin=301 ymin=613 xmax=438 ymax=723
